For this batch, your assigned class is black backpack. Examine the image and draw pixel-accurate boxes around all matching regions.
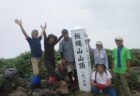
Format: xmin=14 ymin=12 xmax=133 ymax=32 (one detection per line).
xmin=4 ymin=68 xmax=17 ymax=79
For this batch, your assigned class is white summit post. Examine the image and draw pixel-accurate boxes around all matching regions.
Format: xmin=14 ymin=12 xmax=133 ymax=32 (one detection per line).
xmin=71 ymin=27 xmax=91 ymax=92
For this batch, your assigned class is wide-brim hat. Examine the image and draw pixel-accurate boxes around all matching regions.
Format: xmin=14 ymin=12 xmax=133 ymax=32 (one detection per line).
xmin=96 ymin=41 xmax=102 ymax=45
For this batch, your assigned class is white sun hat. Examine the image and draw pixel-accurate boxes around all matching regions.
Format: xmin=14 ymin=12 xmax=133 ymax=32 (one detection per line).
xmin=96 ymin=41 xmax=102 ymax=45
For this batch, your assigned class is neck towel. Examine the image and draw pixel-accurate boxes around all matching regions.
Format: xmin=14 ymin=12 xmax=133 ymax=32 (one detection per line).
xmin=117 ymin=47 xmax=122 ymax=67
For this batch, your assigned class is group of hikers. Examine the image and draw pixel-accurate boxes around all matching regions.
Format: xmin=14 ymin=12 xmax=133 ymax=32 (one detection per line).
xmin=15 ymin=18 xmax=132 ymax=96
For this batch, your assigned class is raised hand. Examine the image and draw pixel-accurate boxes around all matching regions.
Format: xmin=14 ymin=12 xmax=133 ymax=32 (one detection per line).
xmin=15 ymin=19 xmax=22 ymax=26
xmin=41 ymin=22 xmax=47 ymax=32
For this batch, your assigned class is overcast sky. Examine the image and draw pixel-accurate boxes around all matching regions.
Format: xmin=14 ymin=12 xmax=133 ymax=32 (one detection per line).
xmin=0 ymin=0 xmax=140 ymax=58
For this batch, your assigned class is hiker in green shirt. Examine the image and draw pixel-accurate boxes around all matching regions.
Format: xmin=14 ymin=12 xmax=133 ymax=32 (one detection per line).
xmin=112 ymin=36 xmax=132 ymax=96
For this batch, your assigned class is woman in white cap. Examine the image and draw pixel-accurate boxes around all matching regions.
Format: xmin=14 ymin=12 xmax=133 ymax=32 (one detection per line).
xmin=92 ymin=41 xmax=109 ymax=68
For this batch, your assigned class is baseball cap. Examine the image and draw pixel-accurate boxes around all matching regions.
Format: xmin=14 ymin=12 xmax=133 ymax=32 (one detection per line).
xmin=61 ymin=29 xmax=68 ymax=34
xmin=115 ymin=36 xmax=123 ymax=40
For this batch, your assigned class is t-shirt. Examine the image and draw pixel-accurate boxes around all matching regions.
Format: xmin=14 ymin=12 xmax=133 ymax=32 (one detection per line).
xmin=112 ymin=47 xmax=131 ymax=73
xmin=27 ymin=36 xmax=42 ymax=57
xmin=91 ymin=70 xmax=112 ymax=85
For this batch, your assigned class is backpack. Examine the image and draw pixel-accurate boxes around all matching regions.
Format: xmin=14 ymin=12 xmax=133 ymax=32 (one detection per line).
xmin=4 ymin=68 xmax=17 ymax=79
xmin=95 ymin=70 xmax=107 ymax=83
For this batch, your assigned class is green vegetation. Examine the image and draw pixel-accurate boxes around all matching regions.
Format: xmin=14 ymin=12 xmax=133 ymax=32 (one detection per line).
xmin=0 ymin=49 xmax=140 ymax=90
xmin=0 ymin=49 xmax=140 ymax=77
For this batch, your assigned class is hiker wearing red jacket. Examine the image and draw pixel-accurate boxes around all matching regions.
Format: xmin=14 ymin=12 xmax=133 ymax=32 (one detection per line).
xmin=91 ymin=63 xmax=116 ymax=96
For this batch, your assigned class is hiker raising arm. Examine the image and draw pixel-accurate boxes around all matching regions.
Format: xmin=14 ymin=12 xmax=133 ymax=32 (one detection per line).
xmin=41 ymin=22 xmax=47 ymax=37
xmin=15 ymin=18 xmax=43 ymax=77
xmin=15 ymin=19 xmax=29 ymax=38
xmin=41 ymin=22 xmax=48 ymax=49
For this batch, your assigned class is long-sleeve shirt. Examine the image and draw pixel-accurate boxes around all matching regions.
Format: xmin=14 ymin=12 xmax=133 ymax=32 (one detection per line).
xmin=44 ymin=32 xmax=62 ymax=63
xmin=59 ymin=37 xmax=75 ymax=62
xmin=93 ymin=48 xmax=109 ymax=68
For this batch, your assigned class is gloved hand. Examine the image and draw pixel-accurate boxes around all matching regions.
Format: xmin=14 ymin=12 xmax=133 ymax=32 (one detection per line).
xmin=96 ymin=83 xmax=106 ymax=90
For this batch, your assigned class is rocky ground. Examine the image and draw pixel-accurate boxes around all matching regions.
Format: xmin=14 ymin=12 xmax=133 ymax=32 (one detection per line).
xmin=1 ymin=67 xmax=140 ymax=96
xmin=0 ymin=86 xmax=140 ymax=96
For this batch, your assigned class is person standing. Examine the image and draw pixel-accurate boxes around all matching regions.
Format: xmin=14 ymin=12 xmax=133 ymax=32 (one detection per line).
xmin=93 ymin=41 xmax=109 ymax=69
xmin=112 ymin=36 xmax=132 ymax=96
xmin=15 ymin=19 xmax=43 ymax=75
xmin=41 ymin=23 xmax=63 ymax=82
xmin=59 ymin=29 xmax=77 ymax=85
